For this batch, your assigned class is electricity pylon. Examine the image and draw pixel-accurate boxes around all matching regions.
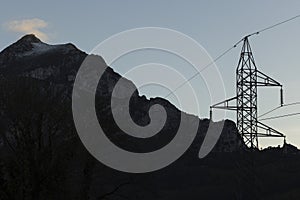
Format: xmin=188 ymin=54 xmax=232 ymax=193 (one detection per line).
xmin=210 ymin=36 xmax=285 ymax=149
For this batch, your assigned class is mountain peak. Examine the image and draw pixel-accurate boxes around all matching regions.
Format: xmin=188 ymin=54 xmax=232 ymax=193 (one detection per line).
xmin=0 ymin=34 xmax=43 ymax=57
xmin=0 ymin=35 xmax=84 ymax=66
xmin=18 ymin=34 xmax=42 ymax=44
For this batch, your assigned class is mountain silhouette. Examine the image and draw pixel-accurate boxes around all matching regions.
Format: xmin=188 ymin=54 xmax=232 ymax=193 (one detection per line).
xmin=0 ymin=35 xmax=299 ymax=200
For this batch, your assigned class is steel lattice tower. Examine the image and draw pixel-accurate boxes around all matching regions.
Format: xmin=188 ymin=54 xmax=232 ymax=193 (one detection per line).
xmin=210 ymin=36 xmax=285 ymax=149
xmin=236 ymin=37 xmax=258 ymax=148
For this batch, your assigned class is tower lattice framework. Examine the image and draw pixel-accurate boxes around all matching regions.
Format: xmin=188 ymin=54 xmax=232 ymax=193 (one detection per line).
xmin=210 ymin=36 xmax=285 ymax=149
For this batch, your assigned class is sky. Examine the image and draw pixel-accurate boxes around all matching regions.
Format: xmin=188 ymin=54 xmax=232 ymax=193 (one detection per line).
xmin=1 ymin=0 xmax=300 ymax=148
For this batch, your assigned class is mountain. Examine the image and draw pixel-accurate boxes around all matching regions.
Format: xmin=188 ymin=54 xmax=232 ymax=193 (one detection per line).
xmin=0 ymin=35 xmax=299 ymax=200
xmin=0 ymin=34 xmax=243 ymax=153
xmin=0 ymin=34 xmax=83 ymax=83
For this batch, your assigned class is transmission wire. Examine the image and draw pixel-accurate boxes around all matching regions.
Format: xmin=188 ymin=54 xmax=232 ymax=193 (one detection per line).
xmin=258 ymin=101 xmax=300 ymax=118
xmin=164 ymin=14 xmax=300 ymax=98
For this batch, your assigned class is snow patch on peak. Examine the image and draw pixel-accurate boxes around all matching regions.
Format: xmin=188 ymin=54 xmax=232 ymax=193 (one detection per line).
xmin=20 ymin=42 xmax=76 ymax=57
xmin=19 ymin=34 xmax=42 ymax=43
xmin=29 ymin=42 xmax=56 ymax=54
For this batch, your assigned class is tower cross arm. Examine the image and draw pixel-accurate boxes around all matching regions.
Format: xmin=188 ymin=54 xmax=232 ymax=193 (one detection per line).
xmin=256 ymin=70 xmax=282 ymax=87
xmin=210 ymin=96 xmax=238 ymax=110
xmin=256 ymin=121 xmax=285 ymax=137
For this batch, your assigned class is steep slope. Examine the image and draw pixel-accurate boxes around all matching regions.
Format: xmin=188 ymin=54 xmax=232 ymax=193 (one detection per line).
xmin=0 ymin=34 xmax=246 ymax=200
xmin=0 ymin=34 xmax=243 ymax=153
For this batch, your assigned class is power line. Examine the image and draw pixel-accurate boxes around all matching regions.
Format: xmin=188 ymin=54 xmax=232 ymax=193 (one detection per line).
xmin=284 ymin=101 xmax=300 ymax=107
xmin=251 ymin=14 xmax=300 ymax=35
xmin=258 ymin=106 xmax=281 ymax=118
xmin=164 ymin=43 xmax=239 ymax=98
xmin=260 ymin=112 xmax=300 ymax=121
xmin=164 ymin=14 xmax=300 ymax=98
xmin=258 ymin=101 xmax=300 ymax=118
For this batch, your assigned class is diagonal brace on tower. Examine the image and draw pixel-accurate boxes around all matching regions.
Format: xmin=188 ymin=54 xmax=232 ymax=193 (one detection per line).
xmin=210 ymin=36 xmax=285 ymax=149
